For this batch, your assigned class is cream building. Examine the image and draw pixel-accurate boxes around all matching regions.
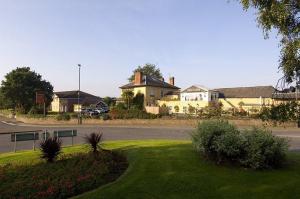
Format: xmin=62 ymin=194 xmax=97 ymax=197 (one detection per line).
xmin=158 ymin=85 xmax=219 ymax=114
xmin=51 ymin=91 xmax=103 ymax=112
xmin=120 ymin=72 xmax=180 ymax=107
xmin=119 ymin=73 xmax=288 ymax=115
xmin=158 ymin=85 xmax=276 ymax=114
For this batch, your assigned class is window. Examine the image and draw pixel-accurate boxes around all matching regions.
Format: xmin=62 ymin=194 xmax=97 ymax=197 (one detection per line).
xmin=150 ymin=89 xmax=155 ymax=97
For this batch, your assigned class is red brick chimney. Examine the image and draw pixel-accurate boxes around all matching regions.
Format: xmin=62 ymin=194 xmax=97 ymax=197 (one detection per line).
xmin=134 ymin=71 xmax=143 ymax=85
xmin=169 ymin=77 xmax=175 ymax=86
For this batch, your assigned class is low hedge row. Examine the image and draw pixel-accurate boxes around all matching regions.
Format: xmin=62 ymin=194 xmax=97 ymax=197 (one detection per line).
xmin=109 ymin=109 xmax=160 ymax=119
xmin=192 ymin=120 xmax=289 ymax=169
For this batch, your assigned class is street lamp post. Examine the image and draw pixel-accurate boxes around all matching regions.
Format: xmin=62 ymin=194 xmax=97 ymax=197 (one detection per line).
xmin=78 ymin=64 xmax=82 ymax=125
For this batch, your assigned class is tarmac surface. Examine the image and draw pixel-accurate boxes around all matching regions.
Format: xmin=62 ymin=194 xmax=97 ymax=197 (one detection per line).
xmin=1 ymin=116 xmax=300 ymax=153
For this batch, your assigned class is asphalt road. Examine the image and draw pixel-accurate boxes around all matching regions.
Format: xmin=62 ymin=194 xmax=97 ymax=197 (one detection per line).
xmin=1 ymin=116 xmax=300 ymax=153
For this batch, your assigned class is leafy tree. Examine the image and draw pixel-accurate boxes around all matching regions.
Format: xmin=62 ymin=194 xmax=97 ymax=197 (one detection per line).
xmin=0 ymin=88 xmax=5 ymax=109
xmin=132 ymin=92 xmax=145 ymax=110
xmin=128 ymin=63 xmax=163 ymax=82
xmin=0 ymin=67 xmax=53 ymax=113
xmin=122 ymin=90 xmax=134 ymax=110
xmin=239 ymin=0 xmax=300 ymax=82
xmin=103 ymin=96 xmax=116 ymax=107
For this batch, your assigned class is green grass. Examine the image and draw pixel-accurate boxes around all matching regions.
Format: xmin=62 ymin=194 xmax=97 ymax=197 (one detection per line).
xmin=1 ymin=140 xmax=300 ymax=199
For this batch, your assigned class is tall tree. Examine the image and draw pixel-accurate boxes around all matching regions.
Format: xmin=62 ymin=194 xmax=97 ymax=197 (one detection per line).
xmin=239 ymin=0 xmax=300 ymax=82
xmin=128 ymin=63 xmax=163 ymax=82
xmin=121 ymin=90 xmax=134 ymax=110
xmin=0 ymin=67 xmax=54 ymax=113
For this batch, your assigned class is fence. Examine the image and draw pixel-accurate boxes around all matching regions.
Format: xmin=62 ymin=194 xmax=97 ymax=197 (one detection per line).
xmin=0 ymin=129 xmax=78 ymax=153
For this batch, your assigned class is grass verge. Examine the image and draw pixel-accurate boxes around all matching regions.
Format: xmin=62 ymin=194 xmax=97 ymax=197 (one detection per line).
xmin=1 ymin=140 xmax=300 ymax=199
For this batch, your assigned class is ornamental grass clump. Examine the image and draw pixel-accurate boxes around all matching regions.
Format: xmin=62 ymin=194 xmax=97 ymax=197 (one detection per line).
xmin=40 ymin=137 xmax=62 ymax=163
xmin=192 ymin=120 xmax=289 ymax=169
xmin=84 ymin=132 xmax=103 ymax=153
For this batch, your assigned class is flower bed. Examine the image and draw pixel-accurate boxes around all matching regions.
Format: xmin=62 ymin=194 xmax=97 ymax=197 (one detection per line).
xmin=0 ymin=150 xmax=128 ymax=198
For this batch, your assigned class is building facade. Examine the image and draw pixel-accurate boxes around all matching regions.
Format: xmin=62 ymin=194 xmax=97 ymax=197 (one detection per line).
xmin=51 ymin=91 xmax=103 ymax=112
xmin=158 ymin=85 xmax=276 ymax=114
xmin=119 ymin=72 xmax=295 ymax=115
xmin=120 ymin=72 xmax=180 ymax=107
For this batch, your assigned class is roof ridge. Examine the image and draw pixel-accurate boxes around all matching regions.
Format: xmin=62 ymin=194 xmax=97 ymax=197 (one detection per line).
xmin=216 ymin=85 xmax=274 ymax=89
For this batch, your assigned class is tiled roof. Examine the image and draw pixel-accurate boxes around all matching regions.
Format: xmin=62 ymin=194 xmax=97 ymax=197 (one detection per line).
xmin=54 ymin=90 xmax=102 ymax=105
xmin=54 ymin=90 xmax=99 ymax=99
xmin=120 ymin=76 xmax=180 ymax=90
xmin=216 ymin=86 xmax=275 ymax=98
xmin=181 ymin=85 xmax=211 ymax=93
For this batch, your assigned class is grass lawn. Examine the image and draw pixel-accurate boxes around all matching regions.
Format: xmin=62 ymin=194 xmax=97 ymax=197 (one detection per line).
xmin=1 ymin=140 xmax=300 ymax=199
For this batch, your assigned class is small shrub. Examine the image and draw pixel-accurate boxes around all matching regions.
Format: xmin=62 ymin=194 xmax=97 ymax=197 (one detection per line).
xmin=28 ymin=105 xmax=44 ymax=115
xmin=174 ymin=105 xmax=179 ymax=113
xmin=40 ymin=137 xmax=62 ymax=163
xmin=109 ymin=108 xmax=159 ymax=119
xmin=188 ymin=105 xmax=196 ymax=114
xmin=101 ymin=114 xmax=110 ymax=120
xmin=115 ymin=102 xmax=127 ymax=110
xmin=56 ymin=113 xmax=71 ymax=121
xmin=240 ymin=127 xmax=289 ymax=169
xmin=85 ymin=132 xmax=103 ymax=153
xmin=202 ymin=102 xmax=223 ymax=118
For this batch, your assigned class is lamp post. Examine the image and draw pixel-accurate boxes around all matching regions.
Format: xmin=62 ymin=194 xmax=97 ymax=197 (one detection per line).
xmin=78 ymin=64 xmax=82 ymax=125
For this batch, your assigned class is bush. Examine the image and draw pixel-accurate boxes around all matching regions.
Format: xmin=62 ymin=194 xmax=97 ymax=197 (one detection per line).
xmin=202 ymin=102 xmax=223 ymax=118
xmin=84 ymin=132 xmax=103 ymax=153
xmin=56 ymin=113 xmax=71 ymax=121
xmin=240 ymin=127 xmax=289 ymax=169
xmin=101 ymin=114 xmax=110 ymax=120
xmin=192 ymin=120 xmax=242 ymax=162
xmin=40 ymin=137 xmax=62 ymax=163
xmin=192 ymin=120 xmax=289 ymax=169
xmin=28 ymin=105 xmax=44 ymax=115
xmin=259 ymin=102 xmax=300 ymax=125
xmin=109 ymin=108 xmax=159 ymax=119
xmin=114 ymin=102 xmax=127 ymax=110
xmin=0 ymin=151 xmax=128 ymax=199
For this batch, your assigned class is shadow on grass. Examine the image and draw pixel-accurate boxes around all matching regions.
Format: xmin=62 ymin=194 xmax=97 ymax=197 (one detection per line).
xmin=76 ymin=141 xmax=300 ymax=199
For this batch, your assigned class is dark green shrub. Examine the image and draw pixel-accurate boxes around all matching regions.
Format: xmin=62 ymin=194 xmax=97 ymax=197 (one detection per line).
xmin=240 ymin=127 xmax=289 ymax=169
xmin=115 ymin=102 xmax=127 ymax=110
xmin=109 ymin=108 xmax=159 ymax=119
xmin=192 ymin=120 xmax=289 ymax=169
xmin=40 ymin=137 xmax=62 ymax=163
xmin=84 ymin=132 xmax=103 ymax=153
xmin=132 ymin=92 xmax=144 ymax=110
xmin=101 ymin=114 xmax=110 ymax=120
xmin=259 ymin=102 xmax=300 ymax=125
xmin=28 ymin=105 xmax=44 ymax=115
xmin=70 ymin=112 xmax=79 ymax=119
xmin=192 ymin=120 xmax=240 ymax=161
xmin=56 ymin=113 xmax=71 ymax=121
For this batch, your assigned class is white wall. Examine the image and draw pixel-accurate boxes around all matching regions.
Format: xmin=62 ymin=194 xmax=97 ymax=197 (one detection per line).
xmin=180 ymin=91 xmax=218 ymax=102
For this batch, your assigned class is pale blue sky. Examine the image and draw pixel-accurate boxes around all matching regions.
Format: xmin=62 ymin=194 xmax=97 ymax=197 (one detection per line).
xmin=0 ymin=0 xmax=282 ymax=97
